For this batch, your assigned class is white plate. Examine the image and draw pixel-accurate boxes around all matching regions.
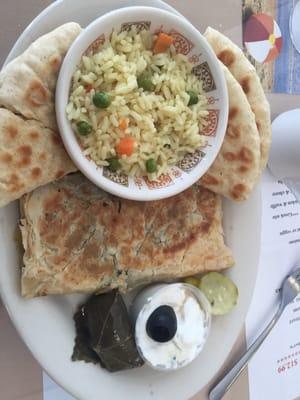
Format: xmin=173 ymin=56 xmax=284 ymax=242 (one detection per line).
xmin=0 ymin=1 xmax=261 ymax=399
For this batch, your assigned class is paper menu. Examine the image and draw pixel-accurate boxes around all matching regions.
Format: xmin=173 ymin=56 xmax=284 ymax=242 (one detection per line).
xmin=246 ymin=169 xmax=300 ymax=400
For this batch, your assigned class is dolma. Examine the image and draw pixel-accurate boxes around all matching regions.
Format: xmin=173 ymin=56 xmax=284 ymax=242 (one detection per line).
xmin=72 ymin=290 xmax=144 ymax=372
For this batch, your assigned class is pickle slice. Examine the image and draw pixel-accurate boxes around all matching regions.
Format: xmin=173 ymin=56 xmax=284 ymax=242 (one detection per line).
xmin=183 ymin=277 xmax=201 ymax=287
xmin=199 ymin=272 xmax=238 ymax=315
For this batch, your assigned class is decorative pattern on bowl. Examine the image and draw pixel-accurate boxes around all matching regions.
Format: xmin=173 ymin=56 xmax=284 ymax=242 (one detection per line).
xmin=200 ymin=110 xmax=220 ymax=137
xmin=192 ymin=62 xmax=216 ymax=92
xmin=121 ymin=20 xmax=151 ymax=33
xmin=177 ymin=149 xmax=205 ymax=172
xmin=168 ymin=28 xmax=194 ymax=55
xmin=103 ymin=168 xmax=129 ymax=187
xmin=144 ymin=174 xmax=174 ymax=190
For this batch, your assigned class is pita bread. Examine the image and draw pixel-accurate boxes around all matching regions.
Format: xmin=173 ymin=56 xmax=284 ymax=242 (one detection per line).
xmin=200 ymin=64 xmax=261 ymax=201
xmin=0 ymin=22 xmax=81 ymax=131
xmin=204 ymin=27 xmax=271 ymax=171
xmin=20 ymin=173 xmax=234 ymax=298
xmin=0 ymin=23 xmax=82 ymax=207
xmin=0 ymin=108 xmax=76 ymax=208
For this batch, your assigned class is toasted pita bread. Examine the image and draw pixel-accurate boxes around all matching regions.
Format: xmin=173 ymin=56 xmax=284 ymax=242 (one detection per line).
xmin=20 ymin=173 xmax=234 ymax=298
xmin=0 ymin=22 xmax=81 ymax=131
xmin=0 ymin=108 xmax=76 ymax=208
xmin=200 ymin=64 xmax=261 ymax=201
xmin=204 ymin=27 xmax=271 ymax=171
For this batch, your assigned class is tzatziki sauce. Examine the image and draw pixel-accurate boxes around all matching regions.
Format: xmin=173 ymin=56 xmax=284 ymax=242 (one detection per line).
xmin=134 ymin=283 xmax=211 ymax=370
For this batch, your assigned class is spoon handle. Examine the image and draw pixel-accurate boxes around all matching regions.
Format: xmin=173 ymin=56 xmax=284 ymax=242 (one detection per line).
xmin=209 ymin=306 xmax=283 ymax=400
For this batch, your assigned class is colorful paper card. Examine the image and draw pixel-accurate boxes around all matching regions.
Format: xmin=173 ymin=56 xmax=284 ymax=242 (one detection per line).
xmin=242 ymin=0 xmax=300 ymax=94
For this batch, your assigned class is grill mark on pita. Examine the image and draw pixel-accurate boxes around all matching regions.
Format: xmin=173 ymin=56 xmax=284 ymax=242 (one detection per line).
xmin=31 ymin=167 xmax=42 ymax=178
xmin=238 ymin=166 xmax=249 ymax=173
xmin=238 ymin=147 xmax=253 ymax=163
xmin=18 ymin=145 xmax=32 ymax=157
xmin=49 ymin=55 xmax=62 ymax=71
xmin=55 ymin=170 xmax=65 ymax=179
xmin=195 ymin=189 xmax=215 ymax=235
xmin=163 ymin=232 xmax=191 ymax=255
xmin=163 ymin=219 xmax=211 ymax=257
xmin=17 ymin=157 xmax=31 ymax=167
xmin=1 ymin=153 xmax=13 ymax=163
xmin=82 ymin=241 xmax=99 ymax=259
xmin=51 ymin=134 xmax=63 ymax=146
xmin=58 ymin=227 xmax=104 ymax=283
xmin=43 ymin=192 xmax=63 ymax=213
xmin=229 ymin=107 xmax=238 ymax=119
xmin=65 ymin=229 xmax=86 ymax=251
xmin=39 ymin=152 xmax=47 ymax=161
xmin=200 ymin=222 xmax=211 ymax=234
xmin=16 ymin=145 xmax=32 ymax=167
xmin=218 ymin=49 xmax=235 ymax=67
xmin=226 ymin=125 xmax=240 ymax=139
xmin=53 ymin=233 xmax=97 ymax=278
xmin=8 ymin=173 xmax=24 ymax=192
xmin=231 ymin=183 xmax=246 ymax=200
xmin=201 ymin=174 xmax=219 ymax=186
xmin=64 ymin=219 xmax=97 ymax=256
xmin=29 ymin=131 xmax=40 ymax=140
xmin=240 ymin=76 xmax=251 ymax=94
xmin=6 ymin=125 xmax=18 ymax=139
xmin=25 ymin=80 xmax=49 ymax=107
xmin=223 ymin=152 xmax=236 ymax=161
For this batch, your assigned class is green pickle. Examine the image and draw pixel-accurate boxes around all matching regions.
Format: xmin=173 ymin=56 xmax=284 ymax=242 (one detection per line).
xmin=199 ymin=272 xmax=238 ymax=315
xmin=183 ymin=277 xmax=201 ymax=287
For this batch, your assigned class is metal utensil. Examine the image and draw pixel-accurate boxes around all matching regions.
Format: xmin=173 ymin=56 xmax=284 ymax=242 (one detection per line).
xmin=269 ymin=109 xmax=300 ymax=203
xmin=209 ymin=267 xmax=300 ymax=400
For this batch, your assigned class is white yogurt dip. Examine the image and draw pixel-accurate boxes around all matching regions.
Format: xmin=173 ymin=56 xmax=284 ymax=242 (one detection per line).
xmin=134 ymin=283 xmax=211 ymax=370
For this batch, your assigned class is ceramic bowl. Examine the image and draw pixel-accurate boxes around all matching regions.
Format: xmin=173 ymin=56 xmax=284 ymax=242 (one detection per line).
xmin=131 ymin=283 xmax=211 ymax=371
xmin=56 ymin=6 xmax=228 ymax=200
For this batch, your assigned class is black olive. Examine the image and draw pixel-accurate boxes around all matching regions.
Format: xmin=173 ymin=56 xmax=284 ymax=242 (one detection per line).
xmin=146 ymin=305 xmax=177 ymax=343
